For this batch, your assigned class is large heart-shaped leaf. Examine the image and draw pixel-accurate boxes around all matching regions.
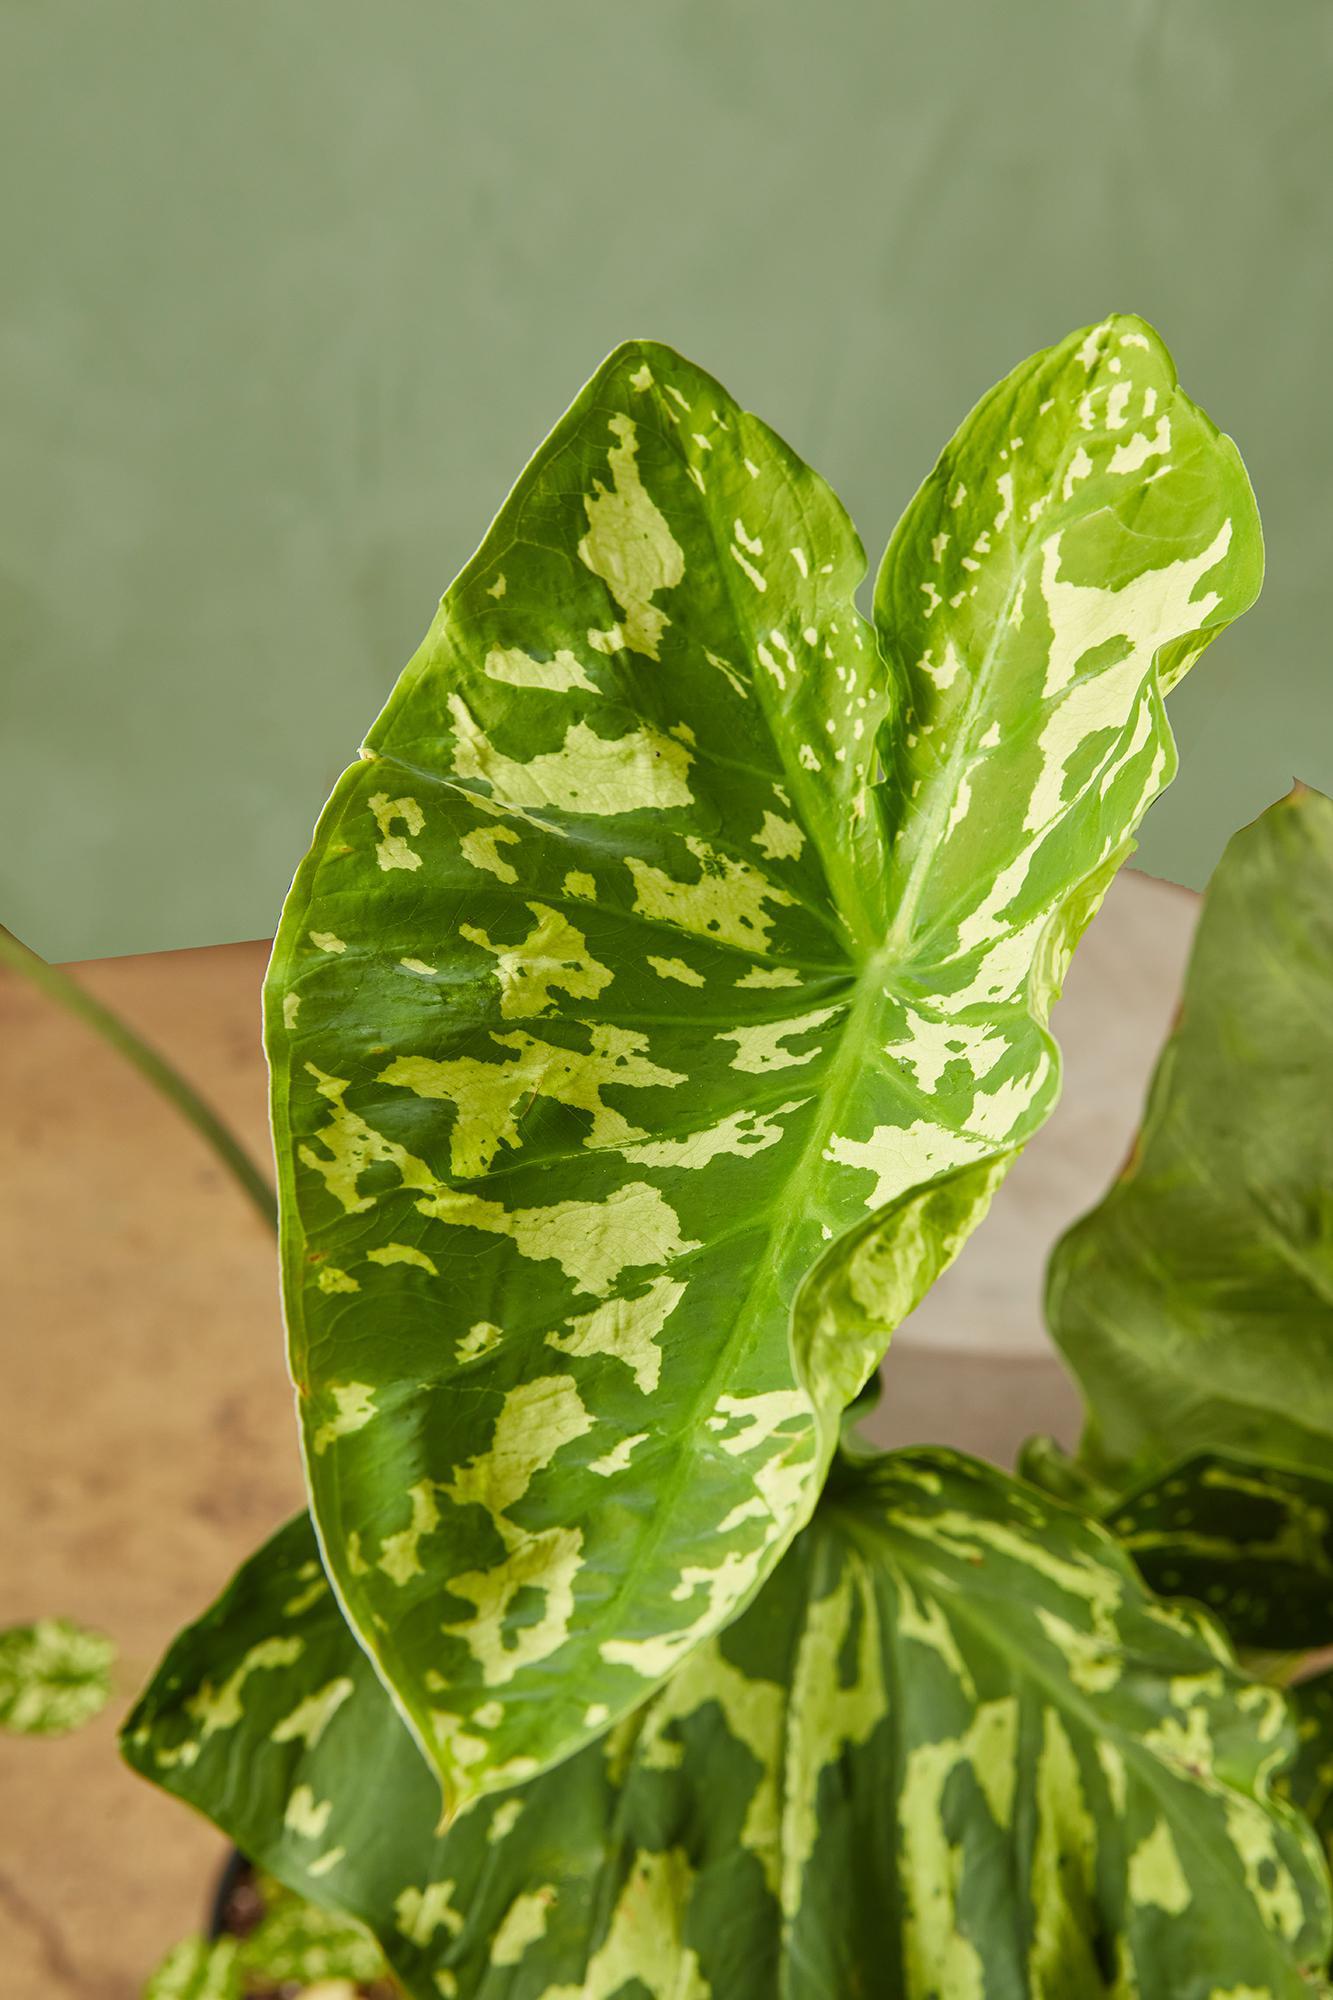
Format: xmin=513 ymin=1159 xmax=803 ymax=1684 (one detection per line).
xmin=124 ymin=1452 xmax=1330 ymax=1998
xmin=1047 ymin=786 xmax=1333 ymax=1493
xmin=265 ymin=320 xmax=1261 ymax=1805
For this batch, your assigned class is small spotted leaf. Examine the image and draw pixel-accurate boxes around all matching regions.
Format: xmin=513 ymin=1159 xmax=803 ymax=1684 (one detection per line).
xmin=124 ymin=1460 xmax=1329 ymax=1997
xmin=1285 ymin=1672 xmax=1333 ymax=1877
xmin=0 ymin=1617 xmax=115 ymax=1737
xmin=266 ymin=323 xmax=1261 ymax=1808
xmin=141 ymin=1937 xmax=242 ymax=2000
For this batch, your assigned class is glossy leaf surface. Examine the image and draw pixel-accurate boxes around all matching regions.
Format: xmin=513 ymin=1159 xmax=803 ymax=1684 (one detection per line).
xmin=0 ymin=1617 xmax=114 ymax=1736
xmin=1048 ymin=786 xmax=1333 ymax=1490
xmin=265 ymin=320 xmax=1260 ymax=1805
xmin=124 ymin=1452 xmax=1329 ymax=1999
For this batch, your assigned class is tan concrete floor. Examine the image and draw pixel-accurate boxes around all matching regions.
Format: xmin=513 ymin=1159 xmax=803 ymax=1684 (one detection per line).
xmin=0 ymin=938 xmax=303 ymax=1997
xmin=0 ymin=868 xmax=1198 ymax=1996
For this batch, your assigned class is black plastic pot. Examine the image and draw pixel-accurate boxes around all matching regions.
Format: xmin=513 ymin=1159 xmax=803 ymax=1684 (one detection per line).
xmin=209 ymin=1847 xmax=250 ymax=1939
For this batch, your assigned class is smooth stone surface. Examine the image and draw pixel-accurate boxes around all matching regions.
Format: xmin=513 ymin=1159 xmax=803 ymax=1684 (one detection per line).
xmin=0 ymin=865 xmax=1198 ymax=1993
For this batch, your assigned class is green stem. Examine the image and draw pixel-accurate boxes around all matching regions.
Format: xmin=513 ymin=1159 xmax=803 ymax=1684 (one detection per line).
xmin=0 ymin=924 xmax=278 ymax=1235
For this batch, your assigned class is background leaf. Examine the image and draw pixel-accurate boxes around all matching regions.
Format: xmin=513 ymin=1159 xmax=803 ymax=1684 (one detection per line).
xmin=1285 ymin=1673 xmax=1333 ymax=1874
xmin=124 ymin=1450 xmax=1329 ymax=1999
xmin=238 ymin=1875 xmax=388 ymax=1989
xmin=0 ymin=1617 xmax=115 ymax=1737
xmin=1103 ymin=1450 xmax=1333 ymax=1653
xmin=1047 ymin=784 xmax=1333 ymax=1487
xmin=141 ymin=1937 xmax=242 ymax=2000
xmin=265 ymin=322 xmax=1261 ymax=1807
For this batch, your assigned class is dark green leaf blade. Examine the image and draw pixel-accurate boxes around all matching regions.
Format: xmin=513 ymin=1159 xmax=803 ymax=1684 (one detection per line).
xmin=265 ymin=324 xmax=1262 ymax=1807
xmin=125 ymin=1457 xmax=1329 ymax=1999
xmin=1048 ymin=786 xmax=1333 ymax=1491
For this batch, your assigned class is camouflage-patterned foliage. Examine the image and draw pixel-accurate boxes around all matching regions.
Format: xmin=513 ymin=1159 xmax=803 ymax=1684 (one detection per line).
xmin=263 ymin=320 xmax=1261 ymax=1808
xmin=123 ymin=1453 xmax=1331 ymax=1998
xmin=0 ymin=1617 xmax=114 ymax=1736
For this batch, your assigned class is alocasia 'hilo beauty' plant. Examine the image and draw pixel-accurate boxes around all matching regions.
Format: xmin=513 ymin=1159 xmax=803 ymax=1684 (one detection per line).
xmin=117 ymin=320 xmax=1333 ymax=1995
xmin=264 ymin=315 xmax=1257 ymax=1803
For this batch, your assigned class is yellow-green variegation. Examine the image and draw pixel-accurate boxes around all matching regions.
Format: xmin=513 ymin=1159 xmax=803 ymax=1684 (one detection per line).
xmin=1040 ymin=787 xmax=1333 ymax=1652
xmin=265 ymin=319 xmax=1261 ymax=1807
xmin=123 ymin=1454 xmax=1331 ymax=1998
xmin=142 ymin=1888 xmax=387 ymax=2000
xmin=141 ymin=1937 xmax=241 ymax=2000
xmin=0 ymin=1617 xmax=114 ymax=1736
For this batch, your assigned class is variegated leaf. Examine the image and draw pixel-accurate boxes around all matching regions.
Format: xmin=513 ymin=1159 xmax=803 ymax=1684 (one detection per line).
xmin=1040 ymin=787 xmax=1333 ymax=1657
xmin=265 ymin=320 xmax=1261 ymax=1806
xmin=123 ymin=1453 xmax=1330 ymax=1999
xmin=236 ymin=1874 xmax=390 ymax=1989
xmin=1286 ymin=1673 xmax=1333 ymax=1875
xmin=143 ymin=1889 xmax=389 ymax=2000
xmin=141 ymin=1937 xmax=241 ymax=2000
xmin=0 ymin=1617 xmax=115 ymax=1736
xmin=1104 ymin=1450 xmax=1333 ymax=1652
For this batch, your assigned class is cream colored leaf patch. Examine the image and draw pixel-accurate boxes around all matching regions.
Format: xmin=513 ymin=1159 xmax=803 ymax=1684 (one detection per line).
xmin=417 ymin=1179 xmax=699 ymax=1299
xmin=626 ymin=837 xmax=794 ymax=952
xmin=369 ymin=793 xmax=425 ymax=872
xmin=546 ymin=1275 xmax=687 ymax=1393
xmin=578 ymin=413 xmax=686 ymax=660
xmin=381 ymin=1025 xmax=683 ymax=1175
xmin=459 ymin=824 xmax=520 ymax=883
xmin=483 ymin=646 xmax=598 ymax=695
xmin=449 ymin=696 xmax=693 ymax=816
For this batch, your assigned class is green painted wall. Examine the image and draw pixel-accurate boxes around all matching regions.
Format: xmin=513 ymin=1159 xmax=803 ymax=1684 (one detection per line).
xmin=3 ymin=1 xmax=1329 ymax=960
